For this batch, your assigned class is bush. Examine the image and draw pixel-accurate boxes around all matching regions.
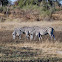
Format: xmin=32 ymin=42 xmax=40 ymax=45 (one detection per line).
xmin=0 ymin=7 xmax=3 ymax=13
xmin=15 ymin=0 xmax=41 ymax=8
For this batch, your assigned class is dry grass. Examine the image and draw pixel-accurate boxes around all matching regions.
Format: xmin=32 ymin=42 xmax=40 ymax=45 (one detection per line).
xmin=0 ymin=21 xmax=62 ymax=31
xmin=0 ymin=20 xmax=62 ymax=61
xmin=0 ymin=30 xmax=61 ymax=61
xmin=0 ymin=41 xmax=62 ymax=61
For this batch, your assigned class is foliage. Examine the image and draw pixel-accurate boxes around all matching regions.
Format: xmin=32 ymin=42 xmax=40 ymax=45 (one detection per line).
xmin=14 ymin=0 xmax=42 ymax=8
xmin=0 ymin=0 xmax=9 ymax=6
xmin=13 ymin=0 xmax=57 ymax=18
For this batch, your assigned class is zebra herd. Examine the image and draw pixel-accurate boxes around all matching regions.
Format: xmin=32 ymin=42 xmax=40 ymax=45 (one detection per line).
xmin=12 ymin=26 xmax=55 ymax=41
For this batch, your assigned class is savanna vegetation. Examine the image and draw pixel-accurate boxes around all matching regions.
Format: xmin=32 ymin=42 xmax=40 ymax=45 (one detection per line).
xmin=0 ymin=0 xmax=62 ymax=62
xmin=0 ymin=0 xmax=62 ymax=22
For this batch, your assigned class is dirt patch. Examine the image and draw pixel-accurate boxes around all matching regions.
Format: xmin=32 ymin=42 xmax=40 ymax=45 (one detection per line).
xmin=0 ymin=30 xmax=62 ymax=43
xmin=0 ymin=30 xmax=13 ymax=43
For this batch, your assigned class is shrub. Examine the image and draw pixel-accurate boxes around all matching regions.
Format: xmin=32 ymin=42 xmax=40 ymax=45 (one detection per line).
xmin=0 ymin=7 xmax=3 ymax=13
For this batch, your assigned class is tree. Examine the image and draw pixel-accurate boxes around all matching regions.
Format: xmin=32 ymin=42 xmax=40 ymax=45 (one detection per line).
xmin=0 ymin=0 xmax=9 ymax=6
xmin=14 ymin=0 xmax=42 ymax=7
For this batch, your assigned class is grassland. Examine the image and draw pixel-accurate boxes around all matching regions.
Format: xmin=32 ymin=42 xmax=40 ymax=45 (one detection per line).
xmin=0 ymin=20 xmax=62 ymax=62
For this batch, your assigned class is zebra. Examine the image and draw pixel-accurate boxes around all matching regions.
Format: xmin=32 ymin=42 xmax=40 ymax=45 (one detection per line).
xmin=30 ymin=27 xmax=55 ymax=41
xmin=19 ymin=26 xmax=35 ymax=40
xmin=12 ymin=28 xmax=23 ymax=39
xmin=12 ymin=26 xmax=35 ymax=40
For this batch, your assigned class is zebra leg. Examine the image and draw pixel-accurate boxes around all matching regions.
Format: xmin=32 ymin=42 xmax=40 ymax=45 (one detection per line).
xmin=39 ymin=37 xmax=41 ymax=41
xmin=51 ymin=28 xmax=55 ymax=40
xmin=40 ymin=35 xmax=42 ymax=39
xmin=48 ymin=33 xmax=52 ymax=40
xmin=30 ymin=34 xmax=33 ymax=41
xmin=51 ymin=35 xmax=52 ymax=40
xmin=52 ymin=34 xmax=56 ymax=40
xmin=25 ymin=32 xmax=29 ymax=39
xmin=19 ymin=35 xmax=21 ymax=40
xmin=38 ymin=32 xmax=41 ymax=41
xmin=26 ymin=35 xmax=29 ymax=39
xmin=13 ymin=35 xmax=16 ymax=39
xmin=51 ymin=31 xmax=55 ymax=40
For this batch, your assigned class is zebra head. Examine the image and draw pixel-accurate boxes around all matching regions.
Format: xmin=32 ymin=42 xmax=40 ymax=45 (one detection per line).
xmin=12 ymin=30 xmax=16 ymax=39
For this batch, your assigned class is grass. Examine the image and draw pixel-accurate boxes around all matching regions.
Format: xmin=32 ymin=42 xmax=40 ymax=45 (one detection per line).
xmin=0 ymin=41 xmax=62 ymax=61
xmin=0 ymin=29 xmax=61 ymax=62
xmin=0 ymin=21 xmax=62 ymax=31
xmin=0 ymin=20 xmax=62 ymax=61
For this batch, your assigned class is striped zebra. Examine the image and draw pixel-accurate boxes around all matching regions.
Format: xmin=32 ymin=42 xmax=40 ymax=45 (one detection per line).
xmin=30 ymin=27 xmax=55 ymax=41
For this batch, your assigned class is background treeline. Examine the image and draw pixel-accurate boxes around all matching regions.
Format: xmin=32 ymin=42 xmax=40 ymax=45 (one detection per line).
xmin=0 ymin=0 xmax=62 ymax=10
xmin=14 ymin=0 xmax=62 ymax=8
xmin=0 ymin=0 xmax=9 ymax=6
xmin=0 ymin=0 xmax=62 ymax=21
xmin=0 ymin=0 xmax=62 ymax=8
